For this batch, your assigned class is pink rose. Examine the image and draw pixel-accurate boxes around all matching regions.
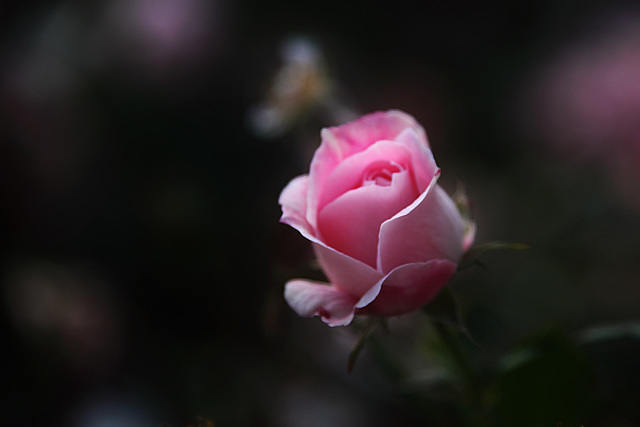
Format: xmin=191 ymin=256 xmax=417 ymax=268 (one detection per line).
xmin=279 ymin=110 xmax=474 ymax=326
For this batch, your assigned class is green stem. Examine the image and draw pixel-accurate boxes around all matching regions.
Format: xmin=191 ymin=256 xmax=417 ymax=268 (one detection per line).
xmin=433 ymin=321 xmax=484 ymax=420
xmin=347 ymin=316 xmax=380 ymax=373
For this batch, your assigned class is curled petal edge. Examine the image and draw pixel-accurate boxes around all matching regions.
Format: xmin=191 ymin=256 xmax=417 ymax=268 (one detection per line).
xmin=280 ymin=198 xmax=383 ymax=302
xmin=284 ymin=259 xmax=457 ymax=326
xmin=284 ymin=279 xmax=358 ymax=327
xmin=280 ymin=174 xmax=384 ymax=298
xmin=279 ymin=175 xmax=313 ymax=237
xmin=283 ymin=278 xmax=383 ymax=327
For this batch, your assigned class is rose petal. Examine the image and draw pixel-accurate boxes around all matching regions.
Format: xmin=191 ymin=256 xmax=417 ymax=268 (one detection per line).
xmin=313 ymin=242 xmax=384 ymax=297
xmin=394 ymin=127 xmax=439 ymax=193
xmin=377 ymin=173 xmax=465 ymax=273
xmin=358 ymin=259 xmax=457 ymax=316
xmin=317 ymin=140 xmax=415 ymax=213
xmin=318 ymin=169 xmax=419 ymax=269
xmin=307 ymin=110 xmax=427 ymax=228
xmin=280 ymin=172 xmax=385 ymax=298
xmin=284 ymin=279 xmax=358 ymax=327
xmin=279 ymin=175 xmax=315 ymax=239
xmin=325 ymin=109 xmax=428 ymax=154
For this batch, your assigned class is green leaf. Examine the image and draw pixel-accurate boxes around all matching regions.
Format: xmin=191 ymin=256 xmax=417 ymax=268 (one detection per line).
xmin=576 ymin=322 xmax=640 ymax=345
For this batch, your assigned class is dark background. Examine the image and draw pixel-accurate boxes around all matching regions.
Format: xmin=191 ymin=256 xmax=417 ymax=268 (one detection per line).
xmin=2 ymin=0 xmax=640 ymax=425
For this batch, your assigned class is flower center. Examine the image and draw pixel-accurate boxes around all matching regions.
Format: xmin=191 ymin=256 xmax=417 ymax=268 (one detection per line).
xmin=363 ymin=161 xmax=403 ymax=187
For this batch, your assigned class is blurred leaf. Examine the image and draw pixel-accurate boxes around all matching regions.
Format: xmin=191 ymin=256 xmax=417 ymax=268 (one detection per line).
xmin=576 ymin=322 xmax=640 ymax=346
xmin=492 ymin=328 xmax=593 ymax=427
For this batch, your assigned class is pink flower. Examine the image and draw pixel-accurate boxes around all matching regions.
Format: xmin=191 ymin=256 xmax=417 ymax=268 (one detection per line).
xmin=279 ymin=110 xmax=474 ymax=326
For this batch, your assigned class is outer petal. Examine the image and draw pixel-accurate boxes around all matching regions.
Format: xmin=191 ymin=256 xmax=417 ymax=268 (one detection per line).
xmin=280 ymin=173 xmax=385 ymax=299
xmin=307 ymin=110 xmax=427 ymax=228
xmin=313 ymin=242 xmax=384 ymax=297
xmin=377 ymin=173 xmax=465 ymax=273
xmin=358 ymin=259 xmax=457 ymax=316
xmin=317 ymin=140 xmax=416 ymax=213
xmin=317 ymin=169 xmax=418 ymax=269
xmin=284 ymin=279 xmax=358 ymax=327
xmin=324 ymin=109 xmax=428 ymax=155
xmin=394 ymin=127 xmax=438 ymax=193
xmin=279 ymin=175 xmax=314 ymax=239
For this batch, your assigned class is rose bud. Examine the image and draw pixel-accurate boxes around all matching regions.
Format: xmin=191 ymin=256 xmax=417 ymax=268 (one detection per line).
xmin=279 ymin=110 xmax=474 ymax=326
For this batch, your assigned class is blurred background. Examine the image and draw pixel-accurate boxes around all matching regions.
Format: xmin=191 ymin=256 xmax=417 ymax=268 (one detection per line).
xmin=2 ymin=0 xmax=640 ymax=425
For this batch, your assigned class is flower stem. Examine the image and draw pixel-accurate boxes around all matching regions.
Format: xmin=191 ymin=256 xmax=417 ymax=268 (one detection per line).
xmin=432 ymin=320 xmax=485 ymax=423
xmin=347 ymin=316 xmax=381 ymax=373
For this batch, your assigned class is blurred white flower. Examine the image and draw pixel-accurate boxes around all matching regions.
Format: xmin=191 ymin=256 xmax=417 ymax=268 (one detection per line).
xmin=248 ymin=36 xmax=357 ymax=138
